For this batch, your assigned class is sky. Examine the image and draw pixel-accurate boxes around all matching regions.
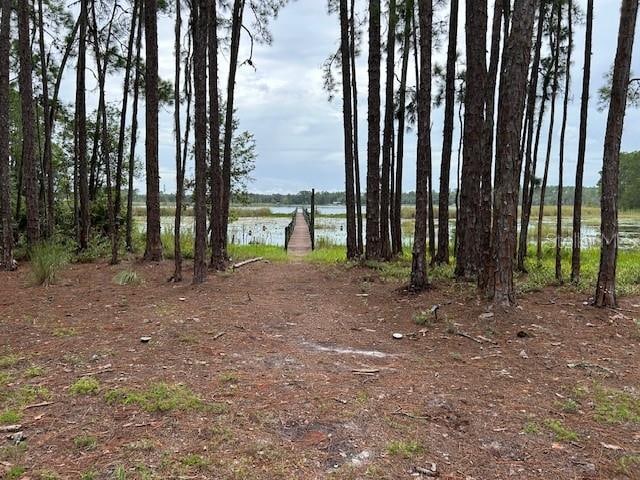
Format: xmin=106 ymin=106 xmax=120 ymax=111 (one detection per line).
xmin=61 ymin=0 xmax=640 ymax=195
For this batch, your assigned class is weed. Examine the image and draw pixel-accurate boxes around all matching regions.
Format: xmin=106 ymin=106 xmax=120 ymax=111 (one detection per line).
xmin=113 ymin=465 xmax=127 ymax=480
xmin=219 ymin=372 xmax=239 ymax=384
xmin=25 ymin=365 xmax=44 ymax=378
xmin=0 ymin=372 xmax=11 ymax=385
xmin=523 ymin=422 xmax=540 ymax=434
xmin=105 ymin=382 xmax=209 ymax=413
xmin=594 ymin=386 xmax=640 ymax=424
xmin=53 ymin=327 xmax=77 ymax=338
xmin=73 ymin=434 xmax=97 ymax=450
xmin=29 ymin=242 xmax=69 ymax=285
xmin=617 ymin=455 xmax=640 ymax=475
xmin=181 ymin=454 xmax=210 ymax=470
xmin=0 ymin=410 xmax=22 ymax=424
xmin=0 ymin=354 xmax=20 ymax=369
xmin=6 ymin=466 xmax=26 ymax=480
xmin=386 ymin=440 xmax=423 ymax=458
xmin=559 ymin=399 xmax=579 ymax=414
xmin=126 ymin=438 xmax=156 ymax=451
xmin=69 ymin=377 xmax=100 ymax=395
xmin=80 ymin=471 xmax=97 ymax=480
xmin=413 ymin=311 xmax=431 ymax=326
xmin=544 ymin=419 xmax=579 ymax=442
xmin=113 ymin=270 xmax=143 ymax=286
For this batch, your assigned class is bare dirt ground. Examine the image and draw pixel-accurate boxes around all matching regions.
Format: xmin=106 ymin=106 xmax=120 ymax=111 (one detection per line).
xmin=1 ymin=259 xmax=639 ymax=479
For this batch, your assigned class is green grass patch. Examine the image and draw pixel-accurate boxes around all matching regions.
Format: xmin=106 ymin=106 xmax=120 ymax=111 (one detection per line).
xmin=0 ymin=372 xmax=12 ymax=386
xmin=0 ymin=354 xmax=20 ymax=369
xmin=180 ymin=454 xmax=210 ymax=470
xmin=523 ymin=421 xmax=541 ymax=434
xmin=29 ymin=241 xmax=69 ymax=285
xmin=386 ymin=439 xmax=423 ymax=458
xmin=219 ymin=372 xmax=239 ymax=384
xmin=113 ymin=465 xmax=127 ymax=480
xmin=0 ymin=409 xmax=22 ymax=425
xmin=304 ymin=246 xmax=346 ymax=263
xmin=413 ymin=311 xmax=432 ymax=327
xmin=73 ymin=434 xmax=97 ymax=450
xmin=104 ymin=382 xmax=217 ymax=413
xmin=113 ymin=270 xmax=143 ymax=286
xmin=5 ymin=466 xmax=26 ymax=480
xmin=557 ymin=398 xmax=580 ymax=414
xmin=544 ymin=419 xmax=579 ymax=442
xmin=0 ymin=385 xmax=51 ymax=409
xmin=617 ymin=455 xmax=640 ymax=476
xmin=160 ymin=228 xmax=194 ymax=260
xmin=593 ymin=386 xmax=640 ymax=424
xmin=228 ymin=243 xmax=288 ymax=262
xmin=69 ymin=377 xmax=100 ymax=395
xmin=52 ymin=327 xmax=77 ymax=338
xmin=25 ymin=365 xmax=44 ymax=378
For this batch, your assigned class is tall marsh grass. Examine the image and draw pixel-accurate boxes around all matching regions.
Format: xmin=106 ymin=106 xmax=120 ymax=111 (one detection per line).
xmin=29 ymin=242 xmax=69 ymax=286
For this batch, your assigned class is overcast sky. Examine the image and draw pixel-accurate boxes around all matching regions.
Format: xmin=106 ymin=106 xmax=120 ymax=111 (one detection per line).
xmin=63 ymin=0 xmax=640 ymax=194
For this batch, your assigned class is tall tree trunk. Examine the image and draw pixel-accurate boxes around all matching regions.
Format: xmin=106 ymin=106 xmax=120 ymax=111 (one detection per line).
xmin=172 ymin=0 xmax=183 ymax=281
xmin=571 ymin=0 xmax=593 ymax=283
xmin=365 ymin=0 xmax=381 ymax=260
xmin=126 ymin=1 xmax=144 ymax=252
xmin=435 ymin=0 xmax=457 ymax=264
xmin=478 ymin=0 xmax=503 ymax=290
xmin=517 ymin=0 xmax=545 ymax=271
xmin=490 ymin=0 xmax=537 ymax=305
xmin=340 ymin=0 xmax=358 ymax=259
xmin=409 ymin=0 xmax=432 ymax=291
xmin=37 ymin=0 xmax=53 ymax=237
xmin=17 ymin=0 xmax=40 ymax=246
xmin=219 ymin=0 xmax=245 ymax=262
xmin=192 ymin=0 xmax=208 ymax=284
xmin=380 ymin=0 xmax=397 ymax=260
xmin=114 ymin=0 xmax=140 ymax=264
xmin=0 ymin=0 xmax=13 ymax=269
xmin=209 ymin=0 xmax=224 ymax=269
xmin=144 ymin=0 xmax=162 ymax=261
xmin=536 ymin=2 xmax=561 ymax=261
xmin=454 ymin=99 xmax=463 ymax=255
xmin=595 ymin=0 xmax=638 ymax=307
xmin=555 ymin=0 xmax=572 ymax=282
xmin=350 ymin=0 xmax=363 ymax=255
xmin=455 ymin=0 xmax=486 ymax=279
xmin=394 ymin=0 xmax=413 ymax=256
xmin=77 ymin=0 xmax=89 ymax=251
xmin=427 ymin=147 xmax=435 ymax=261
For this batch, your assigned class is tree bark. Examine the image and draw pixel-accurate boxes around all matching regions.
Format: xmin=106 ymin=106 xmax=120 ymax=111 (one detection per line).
xmin=490 ymin=0 xmax=537 ymax=305
xmin=478 ymin=0 xmax=503 ymax=290
xmin=536 ymin=2 xmax=561 ymax=261
xmin=219 ymin=0 xmax=245 ymax=262
xmin=571 ymin=0 xmax=593 ymax=283
xmin=193 ymin=0 xmax=208 ymax=284
xmin=556 ymin=0 xmax=573 ymax=282
xmin=380 ymin=0 xmax=397 ymax=260
xmin=595 ymin=0 xmax=638 ymax=307
xmin=76 ymin=0 xmax=89 ymax=251
xmin=516 ymin=0 xmax=545 ymax=271
xmin=209 ymin=0 xmax=224 ymax=270
xmin=409 ymin=0 xmax=432 ymax=291
xmin=435 ymin=0 xmax=458 ymax=264
xmin=172 ymin=0 xmax=183 ymax=281
xmin=126 ymin=0 xmax=144 ymax=252
xmin=340 ymin=0 xmax=358 ymax=259
xmin=17 ymin=0 xmax=40 ymax=246
xmin=350 ymin=0 xmax=363 ymax=255
xmin=143 ymin=0 xmax=163 ymax=261
xmin=455 ymin=0 xmax=486 ymax=279
xmin=114 ymin=0 xmax=140 ymax=264
xmin=0 ymin=0 xmax=13 ymax=269
xmin=365 ymin=0 xmax=381 ymax=260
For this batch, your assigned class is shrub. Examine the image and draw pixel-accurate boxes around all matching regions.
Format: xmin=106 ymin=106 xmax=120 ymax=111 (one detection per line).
xmin=29 ymin=242 xmax=69 ymax=286
xmin=113 ymin=270 xmax=142 ymax=286
xmin=70 ymin=377 xmax=100 ymax=395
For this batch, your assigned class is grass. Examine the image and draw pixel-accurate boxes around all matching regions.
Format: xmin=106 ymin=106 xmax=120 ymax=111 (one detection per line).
xmin=523 ymin=421 xmax=541 ymax=434
xmin=160 ymin=228 xmax=195 ymax=260
xmin=558 ymin=399 xmax=580 ymax=414
xmin=593 ymin=386 xmax=640 ymax=424
xmin=73 ymin=434 xmax=97 ymax=450
xmin=617 ymin=455 xmax=640 ymax=475
xmin=113 ymin=270 xmax=143 ymax=286
xmin=305 ymin=245 xmax=346 ymax=263
xmin=0 ymin=385 xmax=51 ymax=409
xmin=52 ymin=327 xmax=77 ymax=337
xmin=5 ymin=466 xmax=26 ymax=480
xmin=228 ymin=243 xmax=288 ymax=262
xmin=544 ymin=419 xmax=579 ymax=442
xmin=25 ymin=365 xmax=44 ymax=378
xmin=113 ymin=465 xmax=127 ymax=480
xmin=69 ymin=377 xmax=100 ymax=395
xmin=413 ymin=311 xmax=432 ymax=326
xmin=0 ymin=354 xmax=20 ymax=369
xmin=104 ymin=382 xmax=209 ymax=413
xmin=0 ymin=409 xmax=22 ymax=424
xmin=219 ymin=372 xmax=239 ymax=384
xmin=181 ymin=454 xmax=210 ymax=470
xmin=29 ymin=241 xmax=69 ymax=286
xmin=386 ymin=439 xmax=423 ymax=458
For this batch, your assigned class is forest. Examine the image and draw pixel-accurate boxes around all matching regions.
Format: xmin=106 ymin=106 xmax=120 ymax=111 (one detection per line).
xmin=1 ymin=0 xmax=640 ymax=478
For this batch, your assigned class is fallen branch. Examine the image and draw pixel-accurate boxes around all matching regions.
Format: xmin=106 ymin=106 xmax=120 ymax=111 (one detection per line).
xmin=456 ymin=331 xmax=482 ymax=344
xmin=0 ymin=425 xmax=21 ymax=433
xmin=351 ymin=368 xmax=380 ymax=375
xmin=567 ymin=362 xmax=616 ymax=377
xmin=232 ymin=257 xmax=263 ymax=269
xmin=392 ymin=408 xmax=430 ymax=420
xmin=23 ymin=401 xmax=54 ymax=410
xmin=212 ymin=331 xmax=226 ymax=340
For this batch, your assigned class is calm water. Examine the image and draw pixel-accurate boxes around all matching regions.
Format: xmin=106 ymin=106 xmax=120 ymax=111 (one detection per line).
xmin=145 ymin=205 xmax=640 ymax=249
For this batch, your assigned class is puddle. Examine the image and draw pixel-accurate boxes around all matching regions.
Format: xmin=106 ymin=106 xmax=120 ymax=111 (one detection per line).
xmin=303 ymin=341 xmax=394 ymax=358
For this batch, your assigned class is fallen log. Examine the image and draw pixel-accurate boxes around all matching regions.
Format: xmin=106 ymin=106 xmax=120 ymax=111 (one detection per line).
xmin=232 ymin=257 xmax=264 ymax=270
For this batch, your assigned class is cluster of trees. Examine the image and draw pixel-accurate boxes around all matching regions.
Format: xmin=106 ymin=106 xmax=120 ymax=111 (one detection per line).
xmin=0 ymin=0 xmax=268 ymax=284
xmin=333 ymin=0 xmax=637 ymax=306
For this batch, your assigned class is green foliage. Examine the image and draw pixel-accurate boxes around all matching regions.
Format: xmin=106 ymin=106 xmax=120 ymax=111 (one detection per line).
xmin=25 ymin=365 xmax=44 ymax=378
xmin=558 ymin=399 xmax=579 ymax=414
xmin=593 ymin=386 xmax=640 ymax=424
xmin=69 ymin=377 xmax=100 ymax=396
xmin=73 ymin=434 xmax=97 ymax=450
xmin=523 ymin=422 xmax=541 ymax=434
xmin=0 ymin=409 xmax=22 ymax=425
xmin=386 ymin=440 xmax=423 ymax=458
xmin=6 ymin=466 xmax=26 ymax=480
xmin=113 ymin=465 xmax=127 ymax=480
xmin=181 ymin=454 xmax=210 ymax=470
xmin=113 ymin=270 xmax=142 ymax=286
xmin=29 ymin=242 xmax=69 ymax=286
xmin=544 ymin=419 xmax=579 ymax=442
xmin=160 ymin=228 xmax=194 ymax=260
xmin=617 ymin=455 xmax=640 ymax=476
xmin=80 ymin=471 xmax=97 ymax=480
xmin=413 ymin=311 xmax=431 ymax=326
xmin=620 ymin=152 xmax=640 ymax=210
xmin=104 ymin=383 xmax=207 ymax=413
xmin=0 ymin=354 xmax=20 ymax=369
xmin=304 ymin=245 xmax=346 ymax=263
xmin=228 ymin=243 xmax=287 ymax=262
